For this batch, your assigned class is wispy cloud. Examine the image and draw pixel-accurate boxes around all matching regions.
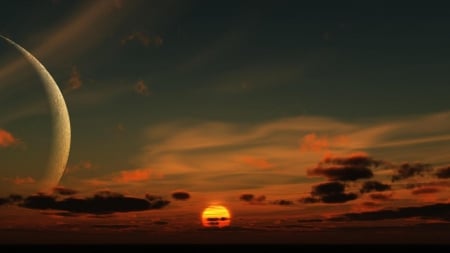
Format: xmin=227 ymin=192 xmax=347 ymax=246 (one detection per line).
xmin=299 ymin=133 xmax=332 ymax=152
xmin=0 ymin=129 xmax=19 ymax=148
xmin=65 ymin=160 xmax=95 ymax=175
xmin=66 ymin=66 xmax=82 ymax=92
xmin=238 ymin=156 xmax=273 ymax=170
xmin=114 ymin=168 xmax=158 ymax=183
xmin=121 ymin=32 xmax=163 ymax=47
xmin=134 ymin=80 xmax=150 ymax=96
xmin=3 ymin=176 xmax=36 ymax=185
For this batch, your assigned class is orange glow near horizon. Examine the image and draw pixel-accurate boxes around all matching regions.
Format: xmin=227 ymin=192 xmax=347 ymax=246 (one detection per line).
xmin=201 ymin=205 xmax=231 ymax=228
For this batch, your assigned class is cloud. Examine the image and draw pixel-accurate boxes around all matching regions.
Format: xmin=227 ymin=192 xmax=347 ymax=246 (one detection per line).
xmin=20 ymin=191 xmax=170 ymax=214
xmin=66 ymin=66 xmax=82 ymax=91
xmin=171 ymin=191 xmax=190 ymax=200
xmin=360 ymin=181 xmax=391 ymax=194
xmin=0 ymin=129 xmax=19 ymax=148
xmin=11 ymin=177 xmax=35 ymax=185
xmin=411 ymin=187 xmax=441 ymax=195
xmin=330 ymin=203 xmax=450 ymax=222
xmin=239 ymin=194 xmax=266 ymax=204
xmin=0 ymin=194 xmax=23 ymax=206
xmin=322 ymin=152 xmax=384 ymax=168
xmin=298 ymin=196 xmax=320 ymax=204
xmin=391 ymin=163 xmax=432 ymax=182
xmin=311 ymin=181 xmax=346 ymax=196
xmin=134 ymin=80 xmax=150 ymax=96
xmin=65 ymin=160 xmax=94 ymax=175
xmin=299 ymin=133 xmax=349 ymax=152
xmin=121 ymin=32 xmax=163 ymax=47
xmin=53 ymin=186 xmax=78 ymax=196
xmin=238 ymin=156 xmax=273 ymax=169
xmin=239 ymin=194 xmax=254 ymax=202
xmin=306 ymin=181 xmax=358 ymax=204
xmin=307 ymin=153 xmax=383 ymax=181
xmin=114 ymin=168 xmax=153 ymax=183
xmin=435 ymin=166 xmax=450 ymax=179
xmin=308 ymin=166 xmax=373 ymax=182
xmin=369 ymin=193 xmax=393 ymax=201
xmin=271 ymin=199 xmax=294 ymax=206
xmin=144 ymin=194 xmax=171 ymax=209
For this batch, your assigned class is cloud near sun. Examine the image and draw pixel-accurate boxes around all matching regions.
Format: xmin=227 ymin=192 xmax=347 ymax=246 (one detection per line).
xmin=118 ymin=111 xmax=450 ymax=193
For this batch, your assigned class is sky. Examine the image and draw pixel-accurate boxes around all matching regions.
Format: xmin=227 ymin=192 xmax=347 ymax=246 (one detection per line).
xmin=0 ymin=0 xmax=449 ymax=244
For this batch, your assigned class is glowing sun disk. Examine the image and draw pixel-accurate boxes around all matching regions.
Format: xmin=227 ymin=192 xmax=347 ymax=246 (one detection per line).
xmin=201 ymin=205 xmax=231 ymax=228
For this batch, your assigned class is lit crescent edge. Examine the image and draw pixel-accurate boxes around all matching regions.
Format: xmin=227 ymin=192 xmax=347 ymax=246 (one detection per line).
xmin=1 ymin=35 xmax=71 ymax=192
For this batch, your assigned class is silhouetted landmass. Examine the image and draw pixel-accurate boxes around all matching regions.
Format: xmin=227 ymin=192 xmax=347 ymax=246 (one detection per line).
xmin=20 ymin=191 xmax=170 ymax=214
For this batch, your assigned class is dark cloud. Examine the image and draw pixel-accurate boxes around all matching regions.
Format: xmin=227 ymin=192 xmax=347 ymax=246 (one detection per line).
xmin=312 ymin=181 xmax=345 ymax=196
xmin=0 ymin=194 xmax=23 ymax=205
xmin=8 ymin=194 xmax=23 ymax=202
xmin=271 ymin=199 xmax=294 ymax=206
xmin=435 ymin=166 xmax=450 ymax=179
xmin=0 ymin=198 xmax=8 ymax=206
xmin=309 ymin=166 xmax=373 ymax=181
xmin=411 ymin=187 xmax=441 ymax=195
xmin=308 ymin=153 xmax=384 ymax=181
xmin=323 ymin=153 xmax=383 ymax=168
xmin=239 ymin=194 xmax=254 ymax=202
xmin=144 ymin=194 xmax=171 ymax=209
xmin=171 ymin=191 xmax=190 ymax=200
xmin=330 ymin=203 xmax=450 ymax=221
xmin=298 ymin=196 xmax=320 ymax=204
xmin=392 ymin=163 xmax=432 ymax=182
xmin=360 ymin=181 xmax=391 ymax=194
xmin=53 ymin=186 xmax=78 ymax=196
xmin=370 ymin=193 xmax=393 ymax=201
xmin=239 ymin=194 xmax=266 ymax=204
xmin=305 ymin=181 xmax=358 ymax=204
xmin=20 ymin=191 xmax=170 ymax=214
xmin=321 ymin=193 xmax=357 ymax=203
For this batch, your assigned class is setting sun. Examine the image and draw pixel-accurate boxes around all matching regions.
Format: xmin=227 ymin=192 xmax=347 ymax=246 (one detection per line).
xmin=201 ymin=205 xmax=231 ymax=228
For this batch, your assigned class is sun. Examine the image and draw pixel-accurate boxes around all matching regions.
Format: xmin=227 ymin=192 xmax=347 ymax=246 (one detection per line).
xmin=201 ymin=205 xmax=231 ymax=228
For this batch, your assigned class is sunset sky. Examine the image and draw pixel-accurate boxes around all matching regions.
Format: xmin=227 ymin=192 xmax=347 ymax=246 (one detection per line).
xmin=0 ymin=0 xmax=449 ymax=244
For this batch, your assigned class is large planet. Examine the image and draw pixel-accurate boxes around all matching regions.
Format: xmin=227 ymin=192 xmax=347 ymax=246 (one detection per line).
xmin=1 ymin=35 xmax=71 ymax=193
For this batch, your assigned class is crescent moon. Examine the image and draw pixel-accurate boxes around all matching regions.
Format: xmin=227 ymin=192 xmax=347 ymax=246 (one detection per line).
xmin=1 ymin=35 xmax=71 ymax=192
